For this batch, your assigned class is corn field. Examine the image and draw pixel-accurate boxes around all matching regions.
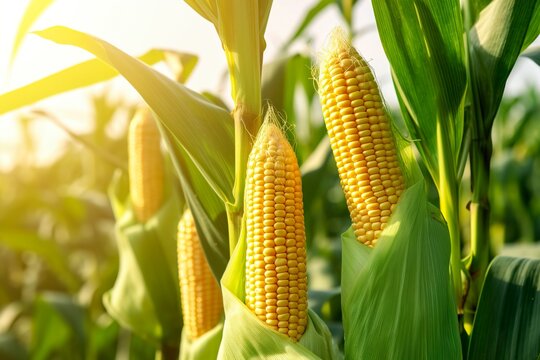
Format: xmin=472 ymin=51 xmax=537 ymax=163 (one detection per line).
xmin=1 ymin=0 xmax=540 ymax=359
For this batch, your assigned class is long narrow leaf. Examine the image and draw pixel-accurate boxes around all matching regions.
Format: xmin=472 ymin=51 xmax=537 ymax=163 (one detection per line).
xmin=163 ymin=131 xmax=230 ymax=280
xmin=469 ymin=0 xmax=540 ymax=125
xmin=32 ymin=293 xmax=86 ymax=360
xmin=9 ymin=0 xmax=56 ymax=66
xmin=34 ymin=26 xmax=235 ymax=203
xmin=468 ymin=256 xmax=540 ymax=359
xmin=372 ymin=0 xmax=467 ymax=177
xmin=0 ymin=49 xmax=196 ymax=116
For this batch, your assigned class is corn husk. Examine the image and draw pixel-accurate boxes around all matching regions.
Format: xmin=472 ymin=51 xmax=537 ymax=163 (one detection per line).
xmin=338 ymin=127 xmax=461 ymax=358
xmin=104 ymin=169 xmax=182 ymax=348
xmin=179 ymin=321 xmax=223 ymax=360
xmin=341 ymin=181 xmax=461 ymax=359
xmin=217 ymin=229 xmax=341 ymax=360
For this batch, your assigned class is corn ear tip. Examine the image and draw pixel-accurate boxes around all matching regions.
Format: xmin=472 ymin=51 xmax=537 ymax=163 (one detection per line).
xmin=256 ymin=106 xmax=296 ymax=150
xmin=314 ymin=27 xmax=354 ymax=93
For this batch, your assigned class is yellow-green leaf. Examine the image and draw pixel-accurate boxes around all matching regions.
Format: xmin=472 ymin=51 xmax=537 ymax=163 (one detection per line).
xmin=9 ymin=0 xmax=56 ymax=66
xmin=0 ymin=49 xmax=197 ymax=115
xmin=34 ymin=26 xmax=234 ymax=204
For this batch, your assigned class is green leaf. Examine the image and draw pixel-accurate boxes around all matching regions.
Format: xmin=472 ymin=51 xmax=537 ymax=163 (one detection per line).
xmin=105 ymin=175 xmax=182 ymax=346
xmin=468 ymin=256 xmax=540 ymax=359
xmin=164 ymin=137 xmax=230 ymax=280
xmin=466 ymin=0 xmax=540 ymax=47
xmin=341 ymin=182 xmax=461 ymax=359
xmin=522 ymin=46 xmax=540 ymax=67
xmin=9 ymin=0 xmax=56 ymax=66
xmin=468 ymin=0 xmax=540 ymax=126
xmin=87 ymin=320 xmax=119 ymax=360
xmin=0 ymin=332 xmax=28 ymax=360
xmin=35 ymin=26 xmax=235 ymax=203
xmin=372 ymin=0 xmax=467 ymax=179
xmin=0 ymin=49 xmax=195 ymax=116
xmin=32 ymin=293 xmax=86 ymax=360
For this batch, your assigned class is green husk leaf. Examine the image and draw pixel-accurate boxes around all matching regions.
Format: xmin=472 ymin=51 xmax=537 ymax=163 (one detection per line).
xmin=0 ymin=49 xmax=195 ymax=116
xmin=218 ymin=228 xmax=341 ymax=360
xmin=179 ymin=322 xmax=223 ymax=360
xmin=341 ymin=182 xmax=461 ymax=359
xmin=34 ymin=26 xmax=235 ymax=204
xmin=104 ymin=171 xmax=182 ymax=346
xmin=468 ymin=256 xmax=540 ymax=359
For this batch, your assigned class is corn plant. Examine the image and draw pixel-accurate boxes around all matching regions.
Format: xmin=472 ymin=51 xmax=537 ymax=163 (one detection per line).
xmin=1 ymin=0 xmax=540 ymax=359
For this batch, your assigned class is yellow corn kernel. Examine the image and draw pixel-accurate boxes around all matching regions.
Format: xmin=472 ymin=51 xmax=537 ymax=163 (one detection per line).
xmin=244 ymin=122 xmax=308 ymax=342
xmin=177 ymin=209 xmax=223 ymax=340
xmin=318 ymin=31 xmax=404 ymax=247
xmin=128 ymin=108 xmax=164 ymax=222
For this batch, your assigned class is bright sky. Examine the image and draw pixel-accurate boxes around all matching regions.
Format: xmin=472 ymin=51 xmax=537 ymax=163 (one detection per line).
xmin=0 ymin=0 xmax=539 ymax=169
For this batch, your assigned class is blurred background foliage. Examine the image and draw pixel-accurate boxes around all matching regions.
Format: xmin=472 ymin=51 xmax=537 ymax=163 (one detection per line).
xmin=0 ymin=0 xmax=539 ymax=358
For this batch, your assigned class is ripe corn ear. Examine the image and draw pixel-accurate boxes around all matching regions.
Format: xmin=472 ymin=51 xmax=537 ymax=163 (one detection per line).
xmin=128 ymin=108 xmax=164 ymax=222
xmin=177 ymin=209 xmax=223 ymax=340
xmin=244 ymin=122 xmax=308 ymax=342
xmin=318 ymin=31 xmax=404 ymax=247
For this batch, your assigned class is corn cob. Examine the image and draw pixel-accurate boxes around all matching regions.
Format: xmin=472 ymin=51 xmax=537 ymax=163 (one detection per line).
xmin=318 ymin=31 xmax=404 ymax=247
xmin=177 ymin=209 xmax=223 ymax=340
xmin=244 ymin=122 xmax=308 ymax=342
xmin=128 ymin=108 xmax=164 ymax=222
